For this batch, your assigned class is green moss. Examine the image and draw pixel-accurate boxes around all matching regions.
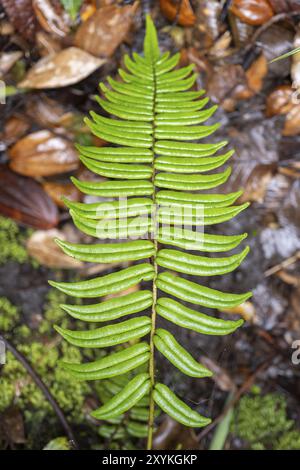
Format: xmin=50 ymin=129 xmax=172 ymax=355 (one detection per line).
xmin=0 ymin=340 xmax=91 ymax=426
xmin=232 ymin=392 xmax=300 ymax=450
xmin=39 ymin=289 xmax=81 ymax=335
xmin=276 ymin=430 xmax=300 ymax=450
xmin=0 ymin=297 xmax=19 ymax=332
xmin=43 ymin=437 xmax=71 ymax=450
xmin=0 ymin=216 xmax=31 ymax=265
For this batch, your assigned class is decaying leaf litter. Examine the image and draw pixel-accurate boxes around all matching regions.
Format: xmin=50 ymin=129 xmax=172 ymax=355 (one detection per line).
xmin=0 ymin=0 xmax=300 ymax=450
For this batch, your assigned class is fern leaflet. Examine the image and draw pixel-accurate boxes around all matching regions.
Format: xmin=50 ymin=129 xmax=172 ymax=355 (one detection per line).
xmin=49 ymin=15 xmax=251 ymax=450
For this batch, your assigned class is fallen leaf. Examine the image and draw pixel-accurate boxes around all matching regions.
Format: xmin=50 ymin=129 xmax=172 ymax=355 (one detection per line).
xmin=18 ymin=47 xmax=106 ymax=89
xmin=1 ymin=0 xmax=37 ymax=41
xmin=43 ymin=181 xmax=81 ymax=208
xmin=230 ymin=0 xmax=274 ymax=26
xmin=33 ymin=0 xmax=70 ymax=37
xmin=159 ymin=0 xmax=196 ymax=26
xmin=0 ymin=114 xmax=30 ymax=147
xmin=246 ymin=53 xmax=268 ymax=94
xmin=221 ymin=301 xmax=257 ymax=322
xmin=74 ymin=3 xmax=138 ymax=58
xmin=207 ymin=63 xmax=247 ymax=108
xmin=266 ymin=85 xmax=294 ymax=117
xmin=239 ymin=163 xmax=277 ymax=203
xmin=283 ymin=105 xmax=300 ymax=136
xmin=200 ymin=357 xmax=236 ymax=392
xmin=153 ymin=417 xmax=199 ymax=450
xmin=25 ymin=95 xmax=74 ymax=129
xmin=268 ymin=0 xmax=300 ymax=13
xmin=9 ymin=130 xmax=79 ymax=177
xmin=27 ymin=229 xmax=83 ymax=269
xmin=0 ymin=166 xmax=59 ymax=229
xmin=0 ymin=51 xmax=23 ymax=78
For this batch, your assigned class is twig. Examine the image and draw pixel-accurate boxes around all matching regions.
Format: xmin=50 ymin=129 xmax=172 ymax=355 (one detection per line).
xmin=248 ymin=12 xmax=300 ymax=48
xmin=0 ymin=335 xmax=79 ymax=449
xmin=264 ymin=251 xmax=300 ymax=277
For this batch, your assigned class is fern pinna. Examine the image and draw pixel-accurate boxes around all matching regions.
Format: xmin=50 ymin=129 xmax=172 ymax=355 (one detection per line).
xmin=49 ymin=16 xmax=252 ymax=449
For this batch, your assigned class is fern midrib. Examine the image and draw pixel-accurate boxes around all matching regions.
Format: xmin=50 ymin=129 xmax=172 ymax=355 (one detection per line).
xmin=147 ymin=53 xmax=159 ymax=451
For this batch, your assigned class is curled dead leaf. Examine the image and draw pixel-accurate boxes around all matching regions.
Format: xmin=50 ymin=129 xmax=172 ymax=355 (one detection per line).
xmin=27 ymin=229 xmax=84 ymax=269
xmin=159 ymin=0 xmax=196 ymax=27
xmin=9 ymin=130 xmax=79 ymax=177
xmin=266 ymin=85 xmax=294 ymax=117
xmin=74 ymin=3 xmax=138 ymax=58
xmin=18 ymin=47 xmax=106 ymax=89
xmin=230 ymin=0 xmax=274 ymax=26
xmin=33 ymin=0 xmax=70 ymax=38
xmin=43 ymin=181 xmax=81 ymax=208
xmin=246 ymin=53 xmax=268 ymax=94
xmin=266 ymin=83 xmax=300 ymax=136
xmin=0 ymin=166 xmax=59 ymax=229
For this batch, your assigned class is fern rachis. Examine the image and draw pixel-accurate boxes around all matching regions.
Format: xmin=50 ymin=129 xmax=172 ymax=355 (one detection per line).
xmin=49 ymin=15 xmax=252 ymax=450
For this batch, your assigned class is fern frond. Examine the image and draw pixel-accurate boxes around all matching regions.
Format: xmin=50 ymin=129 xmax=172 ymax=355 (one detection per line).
xmin=50 ymin=14 xmax=251 ymax=449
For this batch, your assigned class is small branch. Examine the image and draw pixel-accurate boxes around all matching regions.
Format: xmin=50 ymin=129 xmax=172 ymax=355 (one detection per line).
xmin=0 ymin=335 xmax=79 ymax=449
xmin=264 ymin=251 xmax=300 ymax=277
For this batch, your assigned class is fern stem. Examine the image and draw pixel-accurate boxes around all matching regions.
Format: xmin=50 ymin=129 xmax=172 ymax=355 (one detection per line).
xmin=147 ymin=238 xmax=158 ymax=450
xmin=147 ymin=53 xmax=158 ymax=451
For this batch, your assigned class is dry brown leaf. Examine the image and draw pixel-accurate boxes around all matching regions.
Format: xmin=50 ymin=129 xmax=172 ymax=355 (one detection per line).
xmin=9 ymin=130 xmax=79 ymax=177
xmin=239 ymin=163 xmax=277 ymax=203
xmin=27 ymin=229 xmax=83 ymax=269
xmin=230 ymin=0 xmax=274 ymax=26
xmin=33 ymin=0 xmax=70 ymax=38
xmin=266 ymin=83 xmax=300 ymax=136
xmin=43 ymin=181 xmax=81 ymax=208
xmin=25 ymin=95 xmax=74 ymax=129
xmin=266 ymin=85 xmax=294 ymax=117
xmin=1 ymin=0 xmax=37 ymax=41
xmin=268 ymin=0 xmax=300 ymax=13
xmin=160 ymin=0 xmax=196 ymax=27
xmin=283 ymin=105 xmax=300 ymax=136
xmin=0 ymin=114 xmax=30 ymax=147
xmin=0 ymin=166 xmax=59 ymax=229
xmin=153 ymin=417 xmax=199 ymax=450
xmin=246 ymin=53 xmax=268 ymax=94
xmin=18 ymin=47 xmax=106 ymax=89
xmin=0 ymin=51 xmax=23 ymax=78
xmin=74 ymin=3 xmax=138 ymax=58
xmin=207 ymin=63 xmax=247 ymax=106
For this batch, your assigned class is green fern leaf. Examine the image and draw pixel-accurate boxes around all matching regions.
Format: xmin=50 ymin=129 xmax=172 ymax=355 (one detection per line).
xmin=50 ymin=14 xmax=252 ymax=449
